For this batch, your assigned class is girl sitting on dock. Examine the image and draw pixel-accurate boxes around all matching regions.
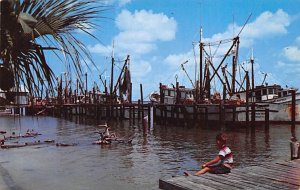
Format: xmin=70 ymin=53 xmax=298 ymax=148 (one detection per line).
xmin=184 ymin=133 xmax=233 ymax=176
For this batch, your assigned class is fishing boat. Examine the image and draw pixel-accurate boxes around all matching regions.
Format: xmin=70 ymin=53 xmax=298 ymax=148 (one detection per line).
xmin=231 ymin=84 xmax=300 ymax=122
xmin=150 ymin=25 xmax=300 ymax=124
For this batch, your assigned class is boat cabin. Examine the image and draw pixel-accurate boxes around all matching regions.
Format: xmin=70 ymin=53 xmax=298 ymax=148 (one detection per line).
xmin=161 ymin=85 xmax=195 ymax=104
xmin=234 ymin=84 xmax=297 ymax=103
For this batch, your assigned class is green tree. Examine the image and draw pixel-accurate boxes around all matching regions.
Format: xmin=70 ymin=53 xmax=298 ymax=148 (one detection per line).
xmin=0 ymin=0 xmax=106 ymax=96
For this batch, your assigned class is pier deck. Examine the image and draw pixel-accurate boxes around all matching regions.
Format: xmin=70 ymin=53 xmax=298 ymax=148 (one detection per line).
xmin=159 ymin=160 xmax=300 ymax=190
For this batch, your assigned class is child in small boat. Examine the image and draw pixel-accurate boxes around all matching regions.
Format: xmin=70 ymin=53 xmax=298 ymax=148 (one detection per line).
xmin=184 ymin=133 xmax=233 ymax=176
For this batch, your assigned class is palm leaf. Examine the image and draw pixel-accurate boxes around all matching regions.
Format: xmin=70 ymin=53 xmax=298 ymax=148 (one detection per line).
xmin=0 ymin=0 xmax=109 ymax=97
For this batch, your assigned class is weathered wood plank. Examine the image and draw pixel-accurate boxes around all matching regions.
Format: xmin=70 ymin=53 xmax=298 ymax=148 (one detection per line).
xmin=242 ymin=166 xmax=300 ymax=185
xmin=230 ymin=167 xmax=299 ymax=189
xmin=186 ymin=175 xmax=239 ymax=190
xmin=159 ymin=160 xmax=300 ymax=190
xmin=203 ymin=172 xmax=282 ymax=190
xmin=159 ymin=177 xmax=216 ymax=190
xmin=228 ymin=172 xmax=291 ymax=190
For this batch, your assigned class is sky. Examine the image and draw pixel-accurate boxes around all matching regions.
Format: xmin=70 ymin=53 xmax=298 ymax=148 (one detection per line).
xmin=48 ymin=0 xmax=300 ymax=100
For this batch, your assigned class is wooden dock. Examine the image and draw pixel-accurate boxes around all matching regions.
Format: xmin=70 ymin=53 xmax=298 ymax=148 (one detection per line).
xmin=159 ymin=160 xmax=300 ymax=190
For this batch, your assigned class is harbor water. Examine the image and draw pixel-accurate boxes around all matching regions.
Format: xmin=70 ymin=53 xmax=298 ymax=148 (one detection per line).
xmin=0 ymin=116 xmax=299 ymax=190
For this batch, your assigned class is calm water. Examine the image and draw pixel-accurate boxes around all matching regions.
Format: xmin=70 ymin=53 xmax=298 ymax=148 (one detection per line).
xmin=0 ymin=116 xmax=299 ymax=190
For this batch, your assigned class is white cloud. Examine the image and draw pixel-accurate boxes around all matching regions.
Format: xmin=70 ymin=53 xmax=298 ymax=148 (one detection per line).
xmin=275 ymin=61 xmax=300 ymax=76
xmin=114 ymin=9 xmax=177 ymax=56
xmin=87 ymin=9 xmax=177 ymax=85
xmin=160 ymin=9 xmax=292 ymax=89
xmin=283 ymin=46 xmax=300 ymax=62
xmin=202 ymin=9 xmax=290 ymax=49
xmin=118 ymin=0 xmax=131 ymax=6
xmin=88 ymin=44 xmax=112 ymax=55
xmin=131 ymin=59 xmax=152 ymax=78
xmin=296 ymin=36 xmax=300 ymax=44
xmin=164 ymin=51 xmax=194 ymax=66
xmin=242 ymin=9 xmax=290 ymax=39
xmin=103 ymin=0 xmax=131 ymax=7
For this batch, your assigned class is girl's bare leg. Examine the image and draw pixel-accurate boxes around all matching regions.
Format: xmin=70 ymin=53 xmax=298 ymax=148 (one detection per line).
xmin=184 ymin=167 xmax=211 ymax=176
xmin=194 ymin=167 xmax=210 ymax=175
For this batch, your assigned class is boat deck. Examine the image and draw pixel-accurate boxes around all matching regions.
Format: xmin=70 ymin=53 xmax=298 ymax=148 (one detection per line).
xmin=159 ymin=159 xmax=300 ymax=190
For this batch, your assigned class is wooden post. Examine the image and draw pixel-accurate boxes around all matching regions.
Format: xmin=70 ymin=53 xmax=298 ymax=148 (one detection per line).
xmin=159 ymin=83 xmax=164 ymax=104
xmin=205 ymin=107 xmax=208 ymax=127
xmin=232 ymin=107 xmax=236 ymax=122
xmin=153 ymin=105 xmax=156 ymax=124
xmin=133 ymin=105 xmax=135 ymax=125
xmin=140 ymin=84 xmax=144 ymax=104
xmin=193 ymin=104 xmax=197 ymax=122
xmin=265 ymin=108 xmax=269 ymax=130
xmin=290 ymin=138 xmax=300 ymax=160
xmin=219 ymin=104 xmax=222 ymax=125
xmin=223 ymin=83 xmax=226 ymax=102
xmin=130 ymin=82 xmax=132 ymax=103
xmin=245 ymin=71 xmax=250 ymax=125
xmin=251 ymin=103 xmax=256 ymax=127
xmin=121 ymin=104 xmax=124 ymax=120
xmin=129 ymin=106 xmax=132 ymax=125
xmin=138 ymin=100 xmax=141 ymax=121
xmin=171 ymin=105 xmax=174 ymax=124
xmin=148 ymin=105 xmax=151 ymax=126
xmin=115 ymin=105 xmax=119 ymax=120
xmin=164 ymin=106 xmax=167 ymax=125
xmin=176 ymin=105 xmax=179 ymax=125
xmin=85 ymin=72 xmax=87 ymax=104
xmin=140 ymin=84 xmax=144 ymax=120
xmin=176 ymin=82 xmax=180 ymax=104
xmin=290 ymin=90 xmax=296 ymax=130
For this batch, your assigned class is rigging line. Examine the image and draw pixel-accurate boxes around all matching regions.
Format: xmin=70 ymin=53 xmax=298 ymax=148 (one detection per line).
xmin=192 ymin=43 xmax=198 ymax=83
xmin=237 ymin=13 xmax=252 ymax=37
xmin=208 ymin=44 xmax=212 ymax=58
xmin=201 ymin=38 xmax=233 ymax=46
xmin=238 ymin=64 xmax=242 ymax=85
xmin=212 ymin=41 xmax=221 ymax=58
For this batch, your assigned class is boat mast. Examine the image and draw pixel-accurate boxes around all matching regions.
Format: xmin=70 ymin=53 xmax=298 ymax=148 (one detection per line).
xmin=110 ymin=41 xmax=115 ymax=103
xmin=251 ymin=48 xmax=255 ymax=90
xmin=199 ymin=27 xmax=203 ymax=101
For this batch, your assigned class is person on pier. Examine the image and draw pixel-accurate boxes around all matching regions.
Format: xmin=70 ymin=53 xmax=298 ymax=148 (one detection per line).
xmin=184 ymin=133 xmax=233 ymax=176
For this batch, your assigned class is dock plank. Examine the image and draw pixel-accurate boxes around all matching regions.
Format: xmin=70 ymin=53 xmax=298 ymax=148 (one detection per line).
xmin=228 ymin=172 xmax=292 ymax=190
xmin=159 ymin=160 xmax=300 ymax=190
xmin=241 ymin=166 xmax=300 ymax=185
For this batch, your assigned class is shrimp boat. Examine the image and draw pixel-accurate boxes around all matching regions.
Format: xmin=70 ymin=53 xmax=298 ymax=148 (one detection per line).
xmin=231 ymin=84 xmax=300 ymax=123
xmin=150 ymin=26 xmax=300 ymax=124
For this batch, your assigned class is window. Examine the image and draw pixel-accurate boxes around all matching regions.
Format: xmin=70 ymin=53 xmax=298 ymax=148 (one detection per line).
xmin=170 ymin=91 xmax=175 ymax=96
xmin=283 ymin=91 xmax=288 ymax=96
xmin=263 ymin=89 xmax=267 ymax=95
xmin=268 ymin=89 xmax=273 ymax=94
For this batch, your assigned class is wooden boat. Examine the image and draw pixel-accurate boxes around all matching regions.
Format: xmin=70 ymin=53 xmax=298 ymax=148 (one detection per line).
xmin=1 ymin=140 xmax=55 ymax=149
xmin=1 ymin=144 xmax=26 ymax=149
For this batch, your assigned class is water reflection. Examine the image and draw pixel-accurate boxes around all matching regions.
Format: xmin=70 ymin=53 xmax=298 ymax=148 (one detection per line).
xmin=0 ymin=116 xmax=299 ymax=190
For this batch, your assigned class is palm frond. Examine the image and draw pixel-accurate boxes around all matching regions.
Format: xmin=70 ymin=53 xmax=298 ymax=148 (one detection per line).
xmin=0 ymin=0 xmax=109 ymax=97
